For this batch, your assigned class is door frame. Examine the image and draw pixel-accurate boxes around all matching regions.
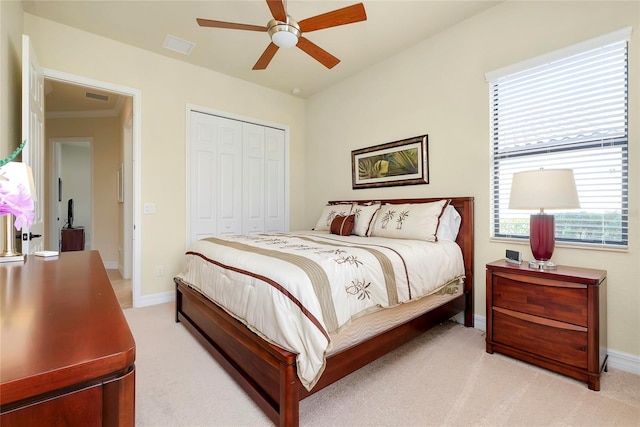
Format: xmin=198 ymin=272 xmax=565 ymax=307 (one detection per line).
xmin=44 ymin=68 xmax=143 ymax=308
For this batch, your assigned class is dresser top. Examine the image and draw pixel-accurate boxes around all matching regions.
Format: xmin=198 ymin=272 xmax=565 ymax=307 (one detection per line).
xmin=0 ymin=251 xmax=135 ymax=406
xmin=486 ymin=259 xmax=606 ymax=285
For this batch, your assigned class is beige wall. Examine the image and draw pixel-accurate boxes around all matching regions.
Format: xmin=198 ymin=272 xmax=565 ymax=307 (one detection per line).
xmin=23 ymin=13 xmax=307 ymax=297
xmin=0 ymin=0 xmax=24 ymax=245
xmin=4 ymin=2 xmax=636 ymax=360
xmin=305 ymin=1 xmax=639 ymax=358
xmin=46 ymin=116 xmax=121 ymax=263
xmin=0 ymin=0 xmax=22 ymax=158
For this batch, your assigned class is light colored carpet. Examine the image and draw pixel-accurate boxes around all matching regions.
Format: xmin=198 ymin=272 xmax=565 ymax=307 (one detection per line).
xmin=124 ymin=303 xmax=640 ymax=427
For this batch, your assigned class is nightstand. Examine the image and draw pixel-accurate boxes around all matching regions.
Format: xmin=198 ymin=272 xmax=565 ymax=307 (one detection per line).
xmin=486 ymin=259 xmax=607 ymax=390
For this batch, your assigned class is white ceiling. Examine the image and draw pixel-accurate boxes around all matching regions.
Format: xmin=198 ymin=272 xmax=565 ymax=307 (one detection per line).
xmin=23 ymin=0 xmax=501 ymax=106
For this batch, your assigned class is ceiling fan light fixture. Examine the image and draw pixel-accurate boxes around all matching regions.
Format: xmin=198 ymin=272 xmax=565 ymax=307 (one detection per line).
xmin=267 ymin=17 xmax=300 ymax=48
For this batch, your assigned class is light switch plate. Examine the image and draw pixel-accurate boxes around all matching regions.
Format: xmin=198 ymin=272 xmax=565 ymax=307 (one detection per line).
xmin=143 ymin=203 xmax=156 ymax=214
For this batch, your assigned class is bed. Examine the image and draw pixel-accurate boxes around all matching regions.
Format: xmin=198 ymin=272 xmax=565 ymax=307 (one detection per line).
xmin=174 ymin=196 xmax=474 ymax=426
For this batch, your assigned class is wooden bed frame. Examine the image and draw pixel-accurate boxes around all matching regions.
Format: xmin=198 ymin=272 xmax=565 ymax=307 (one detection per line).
xmin=175 ymin=197 xmax=474 ymax=426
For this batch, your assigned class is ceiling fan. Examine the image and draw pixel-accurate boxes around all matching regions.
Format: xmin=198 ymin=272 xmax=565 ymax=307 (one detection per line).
xmin=196 ymin=0 xmax=367 ymax=70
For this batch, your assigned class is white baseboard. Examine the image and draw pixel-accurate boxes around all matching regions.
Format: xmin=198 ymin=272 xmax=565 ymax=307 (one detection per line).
xmin=451 ymin=313 xmax=487 ymax=332
xmin=134 ymin=290 xmax=175 ymax=308
xmin=606 ymin=348 xmax=640 ymax=375
xmin=473 ymin=313 xmax=486 ymax=332
xmin=470 ymin=313 xmax=640 ymax=376
xmin=103 ymin=261 xmax=118 ymax=270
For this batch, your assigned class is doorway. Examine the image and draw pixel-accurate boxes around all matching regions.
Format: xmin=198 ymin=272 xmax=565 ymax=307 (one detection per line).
xmin=50 ymin=138 xmax=92 ymax=251
xmin=42 ymin=69 xmax=141 ymax=307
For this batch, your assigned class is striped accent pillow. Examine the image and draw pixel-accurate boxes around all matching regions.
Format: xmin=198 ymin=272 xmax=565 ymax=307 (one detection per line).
xmin=330 ymin=215 xmax=355 ymax=236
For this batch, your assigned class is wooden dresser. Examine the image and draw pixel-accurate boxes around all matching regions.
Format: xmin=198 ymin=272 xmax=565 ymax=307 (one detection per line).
xmin=0 ymin=251 xmax=135 ymax=426
xmin=486 ymin=259 xmax=607 ymax=390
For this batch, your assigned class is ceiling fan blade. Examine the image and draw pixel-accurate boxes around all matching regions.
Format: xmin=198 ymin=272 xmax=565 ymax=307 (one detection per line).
xmin=298 ymin=3 xmax=367 ymax=33
xmin=253 ymin=43 xmax=280 ymax=70
xmin=196 ymin=18 xmax=266 ymax=32
xmin=296 ymin=37 xmax=340 ymax=69
xmin=266 ymin=0 xmax=287 ymax=22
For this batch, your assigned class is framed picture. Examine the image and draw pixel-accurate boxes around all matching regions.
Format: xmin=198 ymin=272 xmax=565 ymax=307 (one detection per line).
xmin=351 ymin=135 xmax=428 ymax=189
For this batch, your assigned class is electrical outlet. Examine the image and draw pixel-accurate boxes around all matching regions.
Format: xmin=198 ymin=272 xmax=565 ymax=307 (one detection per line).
xmin=143 ymin=203 xmax=156 ymax=214
xmin=156 ymin=265 xmax=164 ymax=276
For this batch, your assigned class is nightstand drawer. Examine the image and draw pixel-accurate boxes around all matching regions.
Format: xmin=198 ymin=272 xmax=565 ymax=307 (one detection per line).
xmin=493 ymin=309 xmax=588 ymax=368
xmin=493 ymin=272 xmax=588 ymax=327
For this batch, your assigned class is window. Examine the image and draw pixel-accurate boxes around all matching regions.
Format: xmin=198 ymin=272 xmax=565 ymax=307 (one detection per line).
xmin=487 ymin=28 xmax=630 ymax=248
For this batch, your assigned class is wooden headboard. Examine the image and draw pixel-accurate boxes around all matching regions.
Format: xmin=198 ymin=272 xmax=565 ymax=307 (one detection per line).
xmin=328 ymin=197 xmax=475 ymax=326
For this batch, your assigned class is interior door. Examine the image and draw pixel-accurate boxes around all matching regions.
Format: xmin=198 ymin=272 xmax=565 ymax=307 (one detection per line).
xmin=21 ymin=35 xmax=45 ymax=254
xmin=242 ymin=122 xmax=265 ymax=234
xmin=264 ymin=127 xmax=285 ymax=233
xmin=189 ymin=112 xmax=219 ymax=245
xmin=216 ymin=117 xmax=243 ymax=236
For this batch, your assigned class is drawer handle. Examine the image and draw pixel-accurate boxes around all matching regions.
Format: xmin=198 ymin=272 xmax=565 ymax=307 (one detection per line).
xmin=493 ymin=307 xmax=587 ymax=332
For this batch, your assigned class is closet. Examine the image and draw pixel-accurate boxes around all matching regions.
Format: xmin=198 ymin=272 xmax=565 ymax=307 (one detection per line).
xmin=189 ymin=111 xmax=286 ymax=245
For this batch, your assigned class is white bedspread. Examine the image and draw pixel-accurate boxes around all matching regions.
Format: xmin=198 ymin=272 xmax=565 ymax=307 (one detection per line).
xmin=176 ymin=231 xmax=464 ymax=390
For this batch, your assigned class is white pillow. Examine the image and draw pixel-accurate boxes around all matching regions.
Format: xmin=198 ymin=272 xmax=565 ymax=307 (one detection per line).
xmin=313 ymin=203 xmax=353 ymax=231
xmin=436 ymin=205 xmax=461 ymax=241
xmin=351 ymin=203 xmax=381 ymax=236
xmin=369 ymin=200 xmax=450 ymax=242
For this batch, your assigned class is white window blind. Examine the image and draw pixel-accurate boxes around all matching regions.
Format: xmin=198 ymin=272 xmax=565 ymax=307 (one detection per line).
xmin=489 ymin=31 xmax=629 ymax=248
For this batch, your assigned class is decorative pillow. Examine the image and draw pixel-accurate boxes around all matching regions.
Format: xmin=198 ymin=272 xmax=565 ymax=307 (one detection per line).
xmin=313 ymin=203 xmax=353 ymax=231
xmin=330 ymin=215 xmax=355 ymax=236
xmin=351 ymin=203 xmax=381 ymax=236
xmin=369 ymin=200 xmax=450 ymax=242
xmin=436 ymin=205 xmax=461 ymax=241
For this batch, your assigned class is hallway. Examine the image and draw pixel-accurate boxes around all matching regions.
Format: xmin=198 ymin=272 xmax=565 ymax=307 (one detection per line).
xmin=107 ymin=269 xmax=132 ymax=309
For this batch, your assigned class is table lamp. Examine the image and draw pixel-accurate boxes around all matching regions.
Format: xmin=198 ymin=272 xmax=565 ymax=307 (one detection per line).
xmin=509 ymin=168 xmax=580 ymax=270
xmin=0 ymin=162 xmax=36 ymax=262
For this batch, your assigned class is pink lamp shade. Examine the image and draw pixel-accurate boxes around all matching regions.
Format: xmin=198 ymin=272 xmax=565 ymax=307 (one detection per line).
xmin=509 ymin=168 xmax=580 ymax=269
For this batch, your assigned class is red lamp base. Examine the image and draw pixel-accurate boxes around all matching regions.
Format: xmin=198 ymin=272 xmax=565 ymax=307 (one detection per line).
xmin=529 ymin=214 xmax=557 ymax=270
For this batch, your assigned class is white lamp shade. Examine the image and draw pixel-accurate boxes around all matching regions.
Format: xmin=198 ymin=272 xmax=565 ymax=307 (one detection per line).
xmin=0 ymin=162 xmax=36 ymax=201
xmin=509 ymin=168 xmax=579 ymax=210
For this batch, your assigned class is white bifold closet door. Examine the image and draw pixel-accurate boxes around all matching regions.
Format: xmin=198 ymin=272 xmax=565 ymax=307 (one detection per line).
xmin=242 ymin=122 xmax=286 ymax=235
xmin=189 ymin=111 xmax=285 ymax=246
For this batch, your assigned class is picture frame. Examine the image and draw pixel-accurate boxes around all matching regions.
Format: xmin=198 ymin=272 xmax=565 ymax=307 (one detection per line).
xmin=351 ymin=135 xmax=428 ymax=189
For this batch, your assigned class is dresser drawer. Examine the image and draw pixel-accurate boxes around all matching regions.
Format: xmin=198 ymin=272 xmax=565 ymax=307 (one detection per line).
xmin=1 ymin=383 xmax=102 ymax=427
xmin=493 ymin=272 xmax=588 ymax=327
xmin=492 ymin=309 xmax=588 ymax=368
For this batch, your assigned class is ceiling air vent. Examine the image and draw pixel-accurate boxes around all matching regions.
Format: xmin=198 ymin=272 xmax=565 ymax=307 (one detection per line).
xmin=163 ymin=34 xmax=195 ymax=55
xmin=85 ymin=91 xmax=110 ymax=102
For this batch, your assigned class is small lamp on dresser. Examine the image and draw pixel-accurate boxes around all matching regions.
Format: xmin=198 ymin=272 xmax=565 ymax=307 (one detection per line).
xmin=0 ymin=162 xmax=35 ymax=262
xmin=508 ymin=168 xmax=580 ymax=270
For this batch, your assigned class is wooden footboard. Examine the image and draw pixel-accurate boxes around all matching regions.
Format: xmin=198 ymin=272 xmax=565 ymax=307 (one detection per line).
xmin=176 ymin=278 xmax=467 ymax=426
xmin=176 ymin=280 xmax=299 ymax=425
xmin=175 ymin=197 xmax=474 ymax=427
